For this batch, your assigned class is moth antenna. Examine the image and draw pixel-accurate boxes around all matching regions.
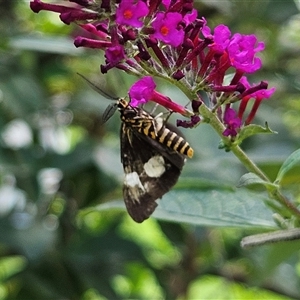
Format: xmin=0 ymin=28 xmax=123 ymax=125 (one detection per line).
xmin=77 ymin=73 xmax=119 ymax=101
xmin=102 ymin=102 xmax=118 ymax=124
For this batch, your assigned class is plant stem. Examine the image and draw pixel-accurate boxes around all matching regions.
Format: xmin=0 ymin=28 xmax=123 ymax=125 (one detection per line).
xmin=230 ymin=146 xmax=270 ymax=182
xmin=272 ymin=190 xmax=300 ymax=218
xmin=198 ymin=103 xmax=300 ymax=218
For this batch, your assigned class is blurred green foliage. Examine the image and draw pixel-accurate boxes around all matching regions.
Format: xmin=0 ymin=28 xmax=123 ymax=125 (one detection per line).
xmin=0 ymin=0 xmax=300 ymax=299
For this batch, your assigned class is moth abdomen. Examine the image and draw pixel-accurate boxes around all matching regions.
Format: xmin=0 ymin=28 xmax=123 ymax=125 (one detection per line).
xmin=156 ymin=126 xmax=194 ymax=158
xmin=134 ymin=115 xmax=194 ymax=158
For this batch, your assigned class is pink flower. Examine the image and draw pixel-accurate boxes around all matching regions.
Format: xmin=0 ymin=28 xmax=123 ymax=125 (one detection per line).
xmin=129 ymin=76 xmax=189 ymax=115
xmin=129 ymin=76 xmax=156 ymax=107
xmin=223 ymin=108 xmax=242 ymax=137
xmin=105 ymin=45 xmax=125 ymax=66
xmin=183 ymin=9 xmax=198 ymax=25
xmin=116 ymin=0 xmax=149 ymax=28
xmin=238 ymin=77 xmax=276 ymax=124
xmin=227 ymin=34 xmax=265 ymax=73
xmin=151 ymin=12 xmax=184 ymax=47
xmin=210 ymin=25 xmax=231 ymax=53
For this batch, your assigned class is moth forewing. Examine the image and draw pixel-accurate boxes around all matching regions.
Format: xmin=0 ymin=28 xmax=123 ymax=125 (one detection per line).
xmin=79 ymin=74 xmax=193 ymax=222
xmin=120 ymin=123 xmax=186 ymax=222
xmin=119 ymin=104 xmax=194 ymax=222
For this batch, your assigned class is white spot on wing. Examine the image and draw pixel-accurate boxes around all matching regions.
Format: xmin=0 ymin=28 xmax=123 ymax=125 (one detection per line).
xmin=144 ymin=155 xmax=165 ymax=178
xmin=124 ymin=172 xmax=146 ymax=203
xmin=124 ymin=172 xmax=145 ymax=190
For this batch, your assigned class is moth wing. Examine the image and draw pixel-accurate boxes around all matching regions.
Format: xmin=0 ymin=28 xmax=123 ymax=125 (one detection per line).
xmin=120 ymin=124 xmax=185 ymax=223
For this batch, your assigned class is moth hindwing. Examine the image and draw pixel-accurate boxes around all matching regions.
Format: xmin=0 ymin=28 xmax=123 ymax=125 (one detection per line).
xmin=118 ymin=99 xmax=193 ymax=223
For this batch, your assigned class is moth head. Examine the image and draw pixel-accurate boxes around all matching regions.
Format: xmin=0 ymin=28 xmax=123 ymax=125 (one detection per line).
xmin=102 ymin=98 xmax=130 ymax=123
xmin=117 ymin=98 xmax=129 ymax=110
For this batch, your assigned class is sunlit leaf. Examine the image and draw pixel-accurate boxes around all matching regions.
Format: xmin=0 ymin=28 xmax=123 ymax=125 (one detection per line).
xmin=186 ymin=275 xmax=291 ymax=300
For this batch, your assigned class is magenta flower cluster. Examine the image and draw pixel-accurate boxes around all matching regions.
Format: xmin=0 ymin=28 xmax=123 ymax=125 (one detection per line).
xmin=30 ymin=0 xmax=275 ymax=138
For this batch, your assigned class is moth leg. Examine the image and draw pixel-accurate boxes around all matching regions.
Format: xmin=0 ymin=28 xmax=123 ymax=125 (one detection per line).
xmin=149 ymin=103 xmax=159 ymax=115
xmin=126 ymin=129 xmax=134 ymax=147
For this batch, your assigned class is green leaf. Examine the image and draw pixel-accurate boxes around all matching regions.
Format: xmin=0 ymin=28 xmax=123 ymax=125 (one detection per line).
xmin=0 ymin=256 xmax=27 ymax=282
xmin=187 ymin=275 xmax=290 ymax=300
xmin=93 ymin=188 xmax=276 ymax=228
xmin=9 ymin=35 xmax=83 ymax=55
xmin=276 ymin=148 xmax=300 ymax=184
xmin=175 ymin=177 xmax=234 ymax=191
xmin=237 ymin=122 xmax=276 ymax=144
xmin=238 ymin=172 xmax=278 ymax=191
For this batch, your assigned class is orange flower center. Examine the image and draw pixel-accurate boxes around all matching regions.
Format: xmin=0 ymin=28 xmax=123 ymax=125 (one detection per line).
xmin=123 ymin=9 xmax=133 ymax=19
xmin=160 ymin=25 xmax=169 ymax=36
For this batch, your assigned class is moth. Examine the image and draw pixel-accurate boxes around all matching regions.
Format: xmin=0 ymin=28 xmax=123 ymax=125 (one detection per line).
xmin=79 ymin=74 xmax=193 ymax=223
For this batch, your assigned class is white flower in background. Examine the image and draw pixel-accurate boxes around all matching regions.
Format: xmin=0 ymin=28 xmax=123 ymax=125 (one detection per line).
xmin=38 ymin=168 xmax=63 ymax=194
xmin=38 ymin=116 xmax=70 ymax=154
xmin=1 ymin=119 xmax=32 ymax=149
xmin=0 ymin=175 xmax=26 ymax=216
